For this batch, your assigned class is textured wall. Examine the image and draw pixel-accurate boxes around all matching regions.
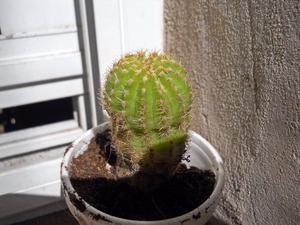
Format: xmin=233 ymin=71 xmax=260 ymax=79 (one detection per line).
xmin=164 ymin=1 xmax=300 ymax=224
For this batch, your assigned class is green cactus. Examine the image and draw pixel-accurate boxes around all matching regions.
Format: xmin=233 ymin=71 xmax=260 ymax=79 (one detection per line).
xmin=103 ymin=51 xmax=192 ymax=188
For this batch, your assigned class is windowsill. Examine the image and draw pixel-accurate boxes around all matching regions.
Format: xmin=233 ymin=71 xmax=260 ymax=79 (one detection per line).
xmin=0 ymin=153 xmax=65 ymax=225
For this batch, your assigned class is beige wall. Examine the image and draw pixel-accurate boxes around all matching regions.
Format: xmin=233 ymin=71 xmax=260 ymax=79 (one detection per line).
xmin=164 ymin=1 xmax=300 ymax=224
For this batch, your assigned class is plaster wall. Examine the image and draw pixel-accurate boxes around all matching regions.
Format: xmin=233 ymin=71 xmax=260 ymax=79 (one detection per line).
xmin=164 ymin=1 xmax=300 ymax=224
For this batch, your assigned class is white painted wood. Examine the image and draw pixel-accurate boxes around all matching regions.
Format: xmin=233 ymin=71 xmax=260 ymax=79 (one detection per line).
xmin=0 ymin=127 xmax=83 ymax=159
xmin=72 ymin=97 xmax=80 ymax=125
xmin=0 ymin=0 xmax=165 ymax=222
xmin=118 ymin=0 xmax=126 ymax=55
xmin=0 ymin=52 xmax=82 ymax=87
xmin=94 ymin=0 xmax=164 ymax=85
xmin=0 ymin=0 xmax=89 ymax=222
xmin=0 ymin=158 xmax=62 ymax=195
xmin=77 ymin=0 xmax=103 ymax=126
xmin=121 ymin=0 xmax=163 ymax=53
xmin=72 ymin=96 xmax=89 ymax=131
xmin=0 ymin=145 xmax=66 ymax=174
xmin=16 ymin=179 xmax=60 ymax=196
xmin=0 ymin=32 xmax=79 ymax=61
xmin=93 ymin=0 xmax=123 ymax=84
xmin=0 ymin=158 xmax=65 ymax=225
xmin=77 ymin=95 xmax=88 ymax=131
xmin=0 ymin=78 xmax=84 ymax=108
xmin=0 ymin=120 xmax=78 ymax=145
xmin=0 ymin=0 xmax=76 ymax=37
xmin=0 ymin=181 xmax=61 ymax=218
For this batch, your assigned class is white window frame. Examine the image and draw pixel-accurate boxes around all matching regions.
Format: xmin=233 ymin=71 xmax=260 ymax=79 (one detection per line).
xmin=0 ymin=0 xmax=163 ymax=224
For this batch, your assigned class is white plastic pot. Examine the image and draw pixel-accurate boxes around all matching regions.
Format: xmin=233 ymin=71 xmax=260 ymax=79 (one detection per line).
xmin=61 ymin=122 xmax=224 ymax=225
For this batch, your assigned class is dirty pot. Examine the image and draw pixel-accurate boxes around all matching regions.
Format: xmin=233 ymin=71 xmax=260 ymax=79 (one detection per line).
xmin=61 ymin=122 xmax=224 ymax=225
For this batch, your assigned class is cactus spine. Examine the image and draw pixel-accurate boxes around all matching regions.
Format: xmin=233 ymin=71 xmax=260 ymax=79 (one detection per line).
xmin=103 ymin=51 xmax=192 ymax=186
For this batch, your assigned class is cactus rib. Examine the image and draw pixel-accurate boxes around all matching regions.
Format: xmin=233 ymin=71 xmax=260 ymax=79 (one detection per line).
xmin=103 ymin=51 xmax=192 ymax=184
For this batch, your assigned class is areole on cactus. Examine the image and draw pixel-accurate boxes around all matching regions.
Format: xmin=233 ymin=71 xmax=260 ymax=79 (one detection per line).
xmin=103 ymin=51 xmax=192 ymax=184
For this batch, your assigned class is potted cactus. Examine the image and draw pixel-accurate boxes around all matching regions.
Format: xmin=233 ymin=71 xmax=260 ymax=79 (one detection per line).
xmin=61 ymin=51 xmax=224 ymax=225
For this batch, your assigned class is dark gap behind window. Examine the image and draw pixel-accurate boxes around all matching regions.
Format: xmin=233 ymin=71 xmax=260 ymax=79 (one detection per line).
xmin=0 ymin=98 xmax=74 ymax=133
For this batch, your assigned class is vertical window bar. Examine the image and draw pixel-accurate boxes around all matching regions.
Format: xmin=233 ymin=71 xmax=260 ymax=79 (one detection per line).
xmin=75 ymin=0 xmax=104 ymax=127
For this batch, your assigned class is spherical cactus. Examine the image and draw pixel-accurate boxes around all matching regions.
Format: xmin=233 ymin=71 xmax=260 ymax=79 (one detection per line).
xmin=103 ymin=51 xmax=192 ymax=188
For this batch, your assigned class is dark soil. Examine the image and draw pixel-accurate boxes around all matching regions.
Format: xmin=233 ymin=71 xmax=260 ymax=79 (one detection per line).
xmin=69 ymin=130 xmax=215 ymax=221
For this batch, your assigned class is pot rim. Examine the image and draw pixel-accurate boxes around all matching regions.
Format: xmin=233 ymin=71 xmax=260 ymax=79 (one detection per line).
xmin=61 ymin=122 xmax=224 ymax=224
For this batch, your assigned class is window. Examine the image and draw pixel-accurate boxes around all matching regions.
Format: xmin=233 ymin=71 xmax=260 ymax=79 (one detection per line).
xmin=0 ymin=98 xmax=83 ymax=158
xmin=0 ymin=0 xmax=163 ymax=224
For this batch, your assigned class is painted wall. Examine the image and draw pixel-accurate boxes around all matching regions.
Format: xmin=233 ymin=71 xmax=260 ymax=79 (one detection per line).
xmin=94 ymin=0 xmax=163 ymax=84
xmin=164 ymin=1 xmax=300 ymax=224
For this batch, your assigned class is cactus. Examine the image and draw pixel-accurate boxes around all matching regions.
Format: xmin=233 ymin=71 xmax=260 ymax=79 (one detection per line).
xmin=103 ymin=51 xmax=192 ymax=188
